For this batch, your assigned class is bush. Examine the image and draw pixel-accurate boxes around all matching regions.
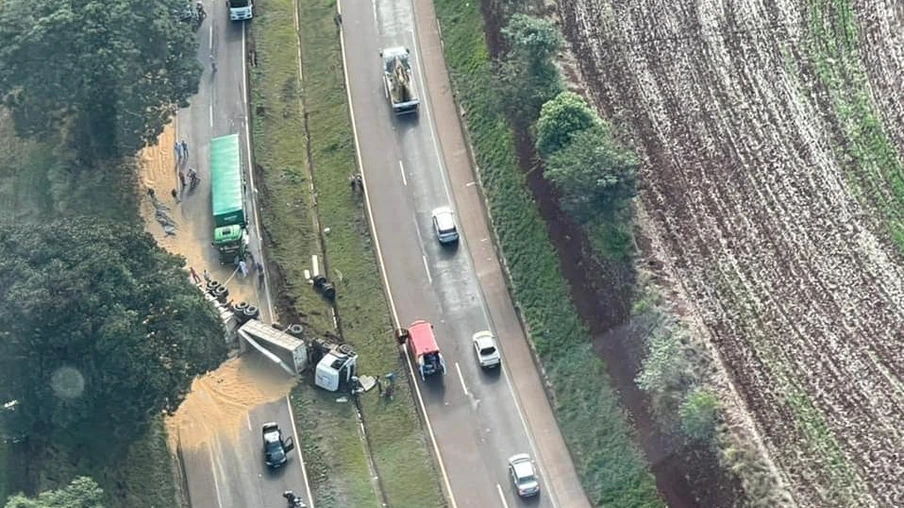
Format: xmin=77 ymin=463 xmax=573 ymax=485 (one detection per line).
xmin=680 ymin=388 xmax=719 ymax=442
xmin=498 ymin=14 xmax=564 ymax=122
xmin=535 ymin=91 xmax=599 ymax=156
xmin=545 ymin=125 xmax=638 ymax=223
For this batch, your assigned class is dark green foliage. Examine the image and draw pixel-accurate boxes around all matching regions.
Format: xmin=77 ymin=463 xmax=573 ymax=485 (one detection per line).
xmin=498 ymin=14 xmax=563 ymax=122
xmin=4 ymin=476 xmax=104 ymax=508
xmin=535 ymin=91 xmax=599 ymax=156
xmin=679 ymin=389 xmax=719 ymax=442
xmin=545 ymin=125 xmax=638 ymax=223
xmin=0 ymin=0 xmax=201 ymax=160
xmin=0 ymin=219 xmax=227 ymax=456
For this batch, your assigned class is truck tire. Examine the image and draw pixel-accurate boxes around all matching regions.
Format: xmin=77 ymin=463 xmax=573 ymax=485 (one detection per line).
xmin=207 ymin=280 xmax=221 ymax=291
xmin=244 ymin=306 xmax=260 ymax=320
xmin=322 ymin=282 xmax=336 ymax=301
xmin=215 ymin=285 xmax=229 ymax=303
xmin=287 ymin=324 xmax=304 ymax=338
xmin=234 ymin=301 xmax=249 ymax=312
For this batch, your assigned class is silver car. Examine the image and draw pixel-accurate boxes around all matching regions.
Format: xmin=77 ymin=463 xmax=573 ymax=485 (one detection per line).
xmin=431 ymin=207 xmax=460 ymax=244
xmin=508 ymin=453 xmax=540 ymax=497
xmin=472 ymin=330 xmax=501 ymax=368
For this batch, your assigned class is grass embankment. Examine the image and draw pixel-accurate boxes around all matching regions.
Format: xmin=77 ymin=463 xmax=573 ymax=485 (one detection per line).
xmin=0 ymin=116 xmax=180 ymax=507
xmin=805 ymin=0 xmax=904 ymax=248
xmin=251 ymin=0 xmax=444 ymax=506
xmin=432 ymin=2 xmax=661 ymax=506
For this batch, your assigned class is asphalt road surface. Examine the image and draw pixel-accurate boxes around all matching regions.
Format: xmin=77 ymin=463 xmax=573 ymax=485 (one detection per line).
xmin=339 ymin=0 xmax=568 ymax=505
xmin=175 ymin=3 xmax=310 ymax=507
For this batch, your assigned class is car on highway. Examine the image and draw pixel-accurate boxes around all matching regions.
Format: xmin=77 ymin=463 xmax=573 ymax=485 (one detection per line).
xmin=262 ymin=422 xmax=295 ymax=469
xmin=472 ymin=330 xmax=501 ymax=369
xmin=431 ymin=207 xmax=460 ymax=244
xmin=508 ymin=453 xmax=540 ymax=497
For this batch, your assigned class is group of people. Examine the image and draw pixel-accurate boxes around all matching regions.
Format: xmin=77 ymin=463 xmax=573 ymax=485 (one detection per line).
xmin=172 ymin=139 xmax=199 ymax=202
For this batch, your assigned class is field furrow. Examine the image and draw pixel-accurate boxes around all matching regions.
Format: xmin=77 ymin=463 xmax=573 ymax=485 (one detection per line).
xmin=559 ymin=0 xmax=904 ymax=505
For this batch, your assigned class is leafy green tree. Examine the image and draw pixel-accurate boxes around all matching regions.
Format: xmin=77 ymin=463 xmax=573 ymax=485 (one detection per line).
xmin=0 ymin=0 xmax=201 ymax=160
xmin=679 ymin=388 xmax=720 ymax=442
xmin=544 ymin=125 xmax=638 ymax=222
xmin=5 ymin=476 xmax=104 ymax=508
xmin=0 ymin=219 xmax=227 ymax=454
xmin=499 ymin=14 xmax=564 ymax=122
xmin=535 ymin=91 xmax=599 ymax=156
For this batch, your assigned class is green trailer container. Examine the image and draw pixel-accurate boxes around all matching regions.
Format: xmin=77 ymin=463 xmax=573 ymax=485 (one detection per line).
xmin=210 ymin=134 xmax=247 ymax=263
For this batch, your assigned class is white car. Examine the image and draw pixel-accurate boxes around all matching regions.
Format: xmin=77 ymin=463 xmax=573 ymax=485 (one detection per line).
xmin=431 ymin=207 xmax=459 ymax=244
xmin=508 ymin=453 xmax=540 ymax=497
xmin=472 ymin=330 xmax=501 ymax=368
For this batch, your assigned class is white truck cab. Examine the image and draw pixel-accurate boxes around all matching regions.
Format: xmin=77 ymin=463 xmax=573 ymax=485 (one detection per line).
xmin=228 ymin=0 xmax=253 ymax=20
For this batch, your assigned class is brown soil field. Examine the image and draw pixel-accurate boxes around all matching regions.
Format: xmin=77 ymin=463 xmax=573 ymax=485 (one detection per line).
xmin=558 ymin=0 xmax=904 ymax=506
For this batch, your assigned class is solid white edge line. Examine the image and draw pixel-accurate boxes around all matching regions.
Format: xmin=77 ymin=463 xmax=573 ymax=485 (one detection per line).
xmin=399 ymin=160 xmax=408 ymax=186
xmin=207 ymin=443 xmax=225 ymax=508
xmin=242 ymin=18 xmax=275 ymax=323
xmin=286 ymin=395 xmax=315 ymax=508
xmin=246 ymin=413 xmax=252 ymax=431
xmin=405 ymin=0 xmax=560 ymax=505
xmin=455 ymin=362 xmax=468 ymax=396
xmin=209 ymin=103 xmax=214 ymax=129
xmin=336 ymin=2 xmax=458 ymax=507
xmin=496 ymin=484 xmax=509 ymax=508
xmin=422 ymin=255 xmax=432 ymax=283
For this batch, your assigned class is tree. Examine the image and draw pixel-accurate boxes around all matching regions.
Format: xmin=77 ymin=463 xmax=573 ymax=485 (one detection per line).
xmin=544 ymin=125 xmax=638 ymax=222
xmin=679 ymin=388 xmax=720 ymax=442
xmin=5 ymin=476 xmax=104 ymax=508
xmin=0 ymin=0 xmax=201 ymax=160
xmin=499 ymin=14 xmax=564 ymax=123
xmin=0 ymin=219 xmax=227 ymax=454
xmin=535 ymin=91 xmax=599 ymax=156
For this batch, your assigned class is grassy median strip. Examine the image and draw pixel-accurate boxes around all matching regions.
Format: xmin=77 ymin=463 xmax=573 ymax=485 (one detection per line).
xmin=432 ymin=2 xmax=662 ymax=506
xmin=251 ymin=0 xmax=445 ymax=506
xmin=250 ymin=1 xmax=375 ymax=506
xmin=294 ymin=0 xmax=445 ymax=505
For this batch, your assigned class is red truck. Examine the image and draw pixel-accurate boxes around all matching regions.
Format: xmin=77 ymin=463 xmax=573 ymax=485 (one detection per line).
xmin=400 ymin=320 xmax=447 ymax=381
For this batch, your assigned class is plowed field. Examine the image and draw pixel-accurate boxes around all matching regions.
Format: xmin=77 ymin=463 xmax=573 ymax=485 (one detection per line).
xmin=559 ymin=0 xmax=904 ymax=506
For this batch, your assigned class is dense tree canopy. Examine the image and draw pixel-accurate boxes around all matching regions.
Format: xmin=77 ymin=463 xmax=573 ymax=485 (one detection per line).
xmin=0 ymin=219 xmax=226 ymax=452
xmin=544 ymin=126 xmax=638 ymax=222
xmin=0 ymin=0 xmax=201 ymax=159
xmin=4 ymin=476 xmax=104 ymax=508
xmin=499 ymin=14 xmax=563 ymax=122
xmin=535 ymin=91 xmax=600 ymax=156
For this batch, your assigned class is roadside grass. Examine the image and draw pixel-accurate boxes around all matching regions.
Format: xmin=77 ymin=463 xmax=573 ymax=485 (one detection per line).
xmin=294 ymin=0 xmax=444 ymax=505
xmin=0 ymin=115 xmax=174 ymax=508
xmin=251 ymin=0 xmax=444 ymax=506
xmin=804 ymin=0 xmax=904 ymax=248
xmin=432 ymin=0 xmax=661 ymax=505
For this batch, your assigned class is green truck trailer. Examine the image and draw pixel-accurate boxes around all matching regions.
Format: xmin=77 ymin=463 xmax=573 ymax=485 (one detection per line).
xmin=210 ymin=134 xmax=248 ymax=263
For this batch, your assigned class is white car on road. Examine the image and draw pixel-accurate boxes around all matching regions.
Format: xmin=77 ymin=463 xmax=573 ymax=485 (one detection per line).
xmin=508 ymin=453 xmax=540 ymax=497
xmin=472 ymin=330 xmax=501 ymax=368
xmin=431 ymin=206 xmax=460 ymax=244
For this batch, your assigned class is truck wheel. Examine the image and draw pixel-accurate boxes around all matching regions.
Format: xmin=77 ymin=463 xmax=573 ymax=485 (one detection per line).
xmin=207 ymin=280 xmax=221 ymax=291
xmin=234 ymin=301 xmax=249 ymax=312
xmin=322 ymin=282 xmax=336 ymax=301
xmin=287 ymin=324 xmax=304 ymax=338
xmin=244 ymin=306 xmax=260 ymax=320
xmin=215 ymin=285 xmax=229 ymax=303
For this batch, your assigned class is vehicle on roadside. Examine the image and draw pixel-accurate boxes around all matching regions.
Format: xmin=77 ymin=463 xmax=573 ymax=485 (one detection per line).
xmin=472 ymin=330 xmax=501 ymax=368
xmin=431 ymin=206 xmax=459 ymax=244
xmin=508 ymin=453 xmax=540 ymax=497
xmin=262 ymin=422 xmax=295 ymax=469
xmin=210 ymin=134 xmax=249 ymax=264
xmin=228 ymin=0 xmax=253 ymax=20
xmin=380 ymin=47 xmax=419 ymax=115
xmin=399 ymin=321 xmax=446 ymax=381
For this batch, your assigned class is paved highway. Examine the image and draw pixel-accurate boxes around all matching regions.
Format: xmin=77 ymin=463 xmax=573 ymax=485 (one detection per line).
xmin=338 ymin=0 xmax=589 ymax=505
xmin=174 ymin=3 xmax=311 ymax=507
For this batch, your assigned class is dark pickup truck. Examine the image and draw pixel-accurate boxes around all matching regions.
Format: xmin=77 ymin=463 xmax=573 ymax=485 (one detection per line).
xmin=262 ymin=422 xmax=295 ymax=469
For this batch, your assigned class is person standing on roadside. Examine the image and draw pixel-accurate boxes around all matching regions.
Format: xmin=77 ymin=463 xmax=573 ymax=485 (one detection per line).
xmin=180 ymin=140 xmax=189 ymax=160
xmin=238 ymin=259 xmax=248 ymax=277
xmin=178 ymin=170 xmax=186 ymax=190
xmin=174 ymin=142 xmax=182 ymax=163
xmin=189 ymin=266 xmax=202 ymax=284
xmin=203 ymin=269 xmax=212 ymax=283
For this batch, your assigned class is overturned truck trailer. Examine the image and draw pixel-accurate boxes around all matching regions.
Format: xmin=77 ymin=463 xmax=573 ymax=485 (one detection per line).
xmin=203 ymin=290 xmax=359 ymax=392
